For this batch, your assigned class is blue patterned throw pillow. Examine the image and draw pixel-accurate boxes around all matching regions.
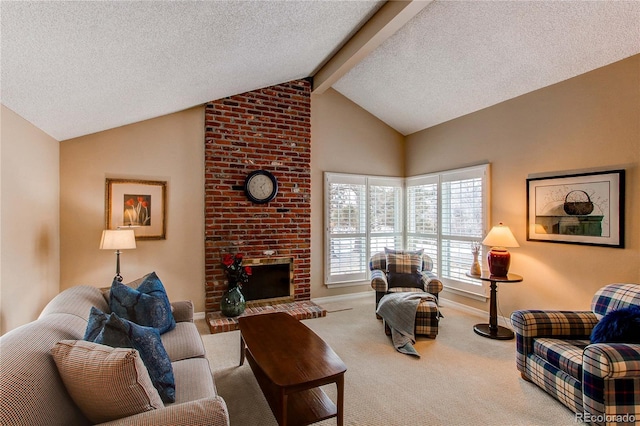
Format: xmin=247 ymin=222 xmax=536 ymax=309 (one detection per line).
xmin=590 ymin=305 xmax=640 ymax=344
xmin=110 ymin=272 xmax=176 ymax=334
xmin=84 ymin=307 xmax=176 ymax=403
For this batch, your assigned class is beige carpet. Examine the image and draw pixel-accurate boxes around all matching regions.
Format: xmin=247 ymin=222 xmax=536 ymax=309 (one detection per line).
xmin=199 ymin=295 xmax=578 ymax=426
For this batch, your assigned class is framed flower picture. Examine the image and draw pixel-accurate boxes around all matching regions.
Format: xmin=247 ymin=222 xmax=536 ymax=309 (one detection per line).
xmin=106 ymin=179 xmax=167 ymax=240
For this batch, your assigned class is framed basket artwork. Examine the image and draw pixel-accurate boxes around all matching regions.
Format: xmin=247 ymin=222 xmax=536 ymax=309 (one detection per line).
xmin=526 ymin=169 xmax=624 ymax=247
xmin=106 ymin=178 xmax=167 ymax=240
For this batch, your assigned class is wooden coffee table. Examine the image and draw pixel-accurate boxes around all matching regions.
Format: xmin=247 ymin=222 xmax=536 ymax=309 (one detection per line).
xmin=238 ymin=312 xmax=347 ymax=426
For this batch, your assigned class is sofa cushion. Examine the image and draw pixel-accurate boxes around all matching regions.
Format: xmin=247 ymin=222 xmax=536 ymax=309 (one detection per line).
xmin=171 ymin=358 xmax=218 ymax=404
xmin=161 ymin=321 xmax=206 ymax=362
xmin=533 ymin=338 xmax=589 ymax=381
xmin=171 ymin=300 xmax=194 ymax=323
xmin=526 ymin=351 xmax=584 ymax=414
xmin=51 ymin=339 xmax=163 ymax=424
xmin=590 ymin=305 xmax=640 ymax=344
xmin=384 ymin=248 xmax=423 ymax=274
xmin=110 ymin=272 xmax=176 ymax=334
xmin=84 ymin=307 xmax=176 ymax=403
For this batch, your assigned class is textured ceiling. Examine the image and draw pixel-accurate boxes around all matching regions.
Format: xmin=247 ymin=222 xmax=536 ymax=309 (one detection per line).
xmin=1 ymin=1 xmax=639 ymax=141
xmin=0 ymin=0 xmax=383 ymax=140
xmin=334 ymin=1 xmax=640 ymax=135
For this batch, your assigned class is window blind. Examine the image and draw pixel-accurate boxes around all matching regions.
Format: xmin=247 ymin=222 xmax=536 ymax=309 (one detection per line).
xmin=325 ymin=165 xmax=489 ymax=298
xmin=326 ymin=175 xmax=367 ymax=283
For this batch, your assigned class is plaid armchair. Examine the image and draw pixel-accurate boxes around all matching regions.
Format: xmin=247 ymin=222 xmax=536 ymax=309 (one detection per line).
xmin=369 ymin=250 xmax=443 ymax=309
xmin=511 ymin=283 xmax=640 ymax=425
xmin=370 ymin=250 xmax=444 ymax=338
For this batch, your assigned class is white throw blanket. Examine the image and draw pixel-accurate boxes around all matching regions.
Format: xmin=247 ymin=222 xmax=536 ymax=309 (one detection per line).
xmin=376 ymin=292 xmax=438 ymax=357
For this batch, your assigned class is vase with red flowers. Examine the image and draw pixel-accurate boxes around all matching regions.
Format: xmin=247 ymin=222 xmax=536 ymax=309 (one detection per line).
xmin=220 ymin=253 xmax=251 ymax=317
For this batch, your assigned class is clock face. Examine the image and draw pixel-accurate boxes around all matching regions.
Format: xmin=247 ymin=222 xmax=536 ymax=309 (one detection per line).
xmin=244 ymin=170 xmax=278 ymax=203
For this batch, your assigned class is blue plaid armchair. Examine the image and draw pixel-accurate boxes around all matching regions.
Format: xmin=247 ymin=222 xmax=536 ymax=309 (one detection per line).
xmin=370 ymin=250 xmax=443 ymax=337
xmin=511 ymin=283 xmax=640 ymax=425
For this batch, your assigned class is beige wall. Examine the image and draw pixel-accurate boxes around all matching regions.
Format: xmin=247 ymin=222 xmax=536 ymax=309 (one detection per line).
xmin=310 ymin=88 xmax=405 ymax=299
xmin=57 ymin=90 xmax=401 ymax=314
xmin=60 ymin=107 xmax=206 ymax=311
xmin=4 ymin=56 xmax=637 ymax=333
xmin=1 ymin=105 xmax=60 ymax=334
xmin=406 ymin=55 xmax=640 ymax=314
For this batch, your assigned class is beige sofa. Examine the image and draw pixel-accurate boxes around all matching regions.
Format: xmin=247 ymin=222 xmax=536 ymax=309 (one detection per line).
xmin=0 ymin=285 xmax=229 ymax=425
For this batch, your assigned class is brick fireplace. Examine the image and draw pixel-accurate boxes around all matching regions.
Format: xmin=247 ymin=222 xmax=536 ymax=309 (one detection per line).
xmin=203 ymin=79 xmax=312 ymax=318
xmin=242 ymin=257 xmax=294 ymax=304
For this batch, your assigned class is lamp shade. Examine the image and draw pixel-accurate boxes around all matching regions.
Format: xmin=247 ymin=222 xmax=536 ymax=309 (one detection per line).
xmin=100 ymin=229 xmax=136 ymax=250
xmin=482 ymin=223 xmax=519 ymax=248
xmin=482 ymin=223 xmax=518 ymax=277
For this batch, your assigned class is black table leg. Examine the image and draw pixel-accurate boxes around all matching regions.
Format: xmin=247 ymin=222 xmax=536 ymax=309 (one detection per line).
xmin=473 ymin=280 xmax=514 ymax=340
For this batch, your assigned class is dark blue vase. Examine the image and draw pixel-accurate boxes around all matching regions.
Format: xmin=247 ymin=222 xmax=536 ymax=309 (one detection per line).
xmin=220 ymin=286 xmax=246 ymax=317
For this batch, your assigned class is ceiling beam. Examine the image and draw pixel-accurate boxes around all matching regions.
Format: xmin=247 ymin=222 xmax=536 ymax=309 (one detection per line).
xmin=312 ymin=0 xmax=432 ymax=94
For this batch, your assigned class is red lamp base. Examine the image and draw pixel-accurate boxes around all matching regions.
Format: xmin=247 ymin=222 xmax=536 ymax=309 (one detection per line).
xmin=487 ymin=248 xmax=510 ymax=277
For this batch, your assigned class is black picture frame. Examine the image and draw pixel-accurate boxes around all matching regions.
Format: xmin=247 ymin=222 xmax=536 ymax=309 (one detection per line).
xmin=526 ymin=169 xmax=624 ymax=247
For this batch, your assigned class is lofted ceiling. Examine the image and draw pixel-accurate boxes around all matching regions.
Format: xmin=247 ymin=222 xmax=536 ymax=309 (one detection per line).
xmin=1 ymin=1 xmax=639 ymax=142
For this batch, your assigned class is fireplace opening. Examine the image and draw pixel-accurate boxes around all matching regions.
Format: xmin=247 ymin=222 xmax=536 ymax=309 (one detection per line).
xmin=242 ymin=258 xmax=293 ymax=303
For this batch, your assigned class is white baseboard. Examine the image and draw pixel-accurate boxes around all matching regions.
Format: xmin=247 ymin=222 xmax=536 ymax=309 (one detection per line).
xmin=440 ymin=298 xmax=513 ymax=329
xmin=194 ymin=312 xmax=205 ymax=320
xmin=312 ymin=291 xmax=372 ymax=305
xmin=439 ymin=298 xmax=486 ymax=318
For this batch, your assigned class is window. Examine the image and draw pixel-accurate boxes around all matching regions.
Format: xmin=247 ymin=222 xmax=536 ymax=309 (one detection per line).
xmin=325 ymin=173 xmax=402 ymax=286
xmin=368 ymin=177 xmax=403 ymax=258
xmin=408 ymin=165 xmax=490 ymax=298
xmin=325 ymin=174 xmax=367 ymax=285
xmin=325 ymin=165 xmax=489 ymax=298
xmin=406 ymin=175 xmax=439 ymax=273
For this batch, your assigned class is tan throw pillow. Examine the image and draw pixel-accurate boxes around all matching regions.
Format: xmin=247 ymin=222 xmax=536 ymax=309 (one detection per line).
xmin=51 ymin=340 xmax=164 ymax=424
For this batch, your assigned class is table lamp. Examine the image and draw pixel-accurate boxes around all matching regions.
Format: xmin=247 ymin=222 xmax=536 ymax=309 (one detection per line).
xmin=100 ymin=229 xmax=136 ymax=282
xmin=482 ymin=222 xmax=519 ymax=277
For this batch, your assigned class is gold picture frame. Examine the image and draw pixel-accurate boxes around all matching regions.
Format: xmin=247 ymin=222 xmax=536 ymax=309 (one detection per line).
xmin=106 ymin=178 xmax=167 ymax=240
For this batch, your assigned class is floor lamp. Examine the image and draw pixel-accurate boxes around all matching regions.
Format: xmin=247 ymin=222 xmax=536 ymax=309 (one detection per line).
xmin=100 ymin=229 xmax=136 ymax=282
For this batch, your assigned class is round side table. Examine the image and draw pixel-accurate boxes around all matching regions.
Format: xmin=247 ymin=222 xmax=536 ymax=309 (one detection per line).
xmin=466 ymin=272 xmax=523 ymax=340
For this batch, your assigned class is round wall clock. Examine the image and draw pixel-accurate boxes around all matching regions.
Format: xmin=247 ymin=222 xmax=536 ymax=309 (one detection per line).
xmin=244 ymin=170 xmax=278 ymax=204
